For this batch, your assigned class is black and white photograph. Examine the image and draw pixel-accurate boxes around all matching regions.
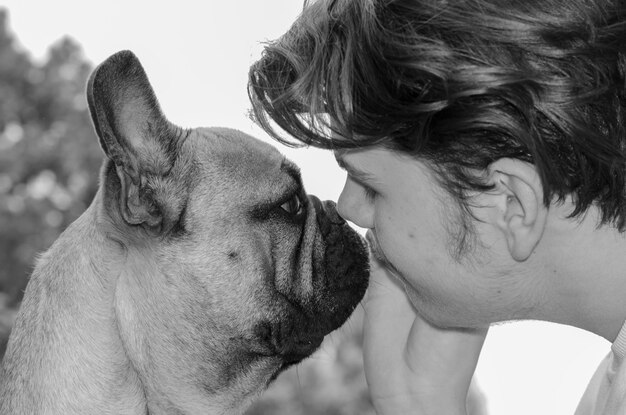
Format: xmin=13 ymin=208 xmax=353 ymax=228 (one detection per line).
xmin=0 ymin=1 xmax=623 ymax=414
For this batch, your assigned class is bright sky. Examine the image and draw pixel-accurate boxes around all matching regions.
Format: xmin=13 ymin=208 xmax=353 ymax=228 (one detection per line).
xmin=0 ymin=1 xmax=611 ymax=414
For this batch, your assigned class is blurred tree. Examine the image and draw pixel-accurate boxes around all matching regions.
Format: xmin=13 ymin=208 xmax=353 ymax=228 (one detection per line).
xmin=0 ymin=9 xmax=101 ymax=306
xmin=0 ymin=9 xmax=101 ymax=356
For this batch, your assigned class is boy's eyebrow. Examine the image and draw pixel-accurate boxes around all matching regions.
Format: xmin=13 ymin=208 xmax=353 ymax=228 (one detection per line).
xmin=334 ymin=153 xmax=377 ymax=184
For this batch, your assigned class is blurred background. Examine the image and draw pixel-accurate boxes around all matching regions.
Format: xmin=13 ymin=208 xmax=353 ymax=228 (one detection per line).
xmin=0 ymin=1 xmax=613 ymax=414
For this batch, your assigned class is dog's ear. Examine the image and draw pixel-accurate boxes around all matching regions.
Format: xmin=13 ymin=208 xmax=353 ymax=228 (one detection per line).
xmin=87 ymin=50 xmax=185 ymax=233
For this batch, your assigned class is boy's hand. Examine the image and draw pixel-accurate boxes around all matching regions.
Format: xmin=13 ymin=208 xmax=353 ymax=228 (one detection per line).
xmin=363 ymin=256 xmax=488 ymax=414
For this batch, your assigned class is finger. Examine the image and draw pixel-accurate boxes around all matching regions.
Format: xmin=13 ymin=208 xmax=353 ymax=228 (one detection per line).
xmin=362 ymin=257 xmax=418 ymax=396
xmin=365 ymin=254 xmax=488 ymax=402
xmin=404 ymin=316 xmax=488 ymax=396
xmin=365 ymin=254 xmax=414 ymax=316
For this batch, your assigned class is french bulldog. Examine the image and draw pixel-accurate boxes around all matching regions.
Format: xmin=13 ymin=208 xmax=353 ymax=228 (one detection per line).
xmin=0 ymin=50 xmax=369 ymax=415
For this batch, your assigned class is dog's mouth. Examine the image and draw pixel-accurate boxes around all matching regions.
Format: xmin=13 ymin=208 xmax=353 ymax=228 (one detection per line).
xmin=251 ymin=317 xmax=325 ymax=359
xmin=239 ymin=196 xmax=369 ymax=380
xmin=252 ymin=197 xmax=369 ymax=370
xmin=310 ymin=197 xmax=370 ymax=329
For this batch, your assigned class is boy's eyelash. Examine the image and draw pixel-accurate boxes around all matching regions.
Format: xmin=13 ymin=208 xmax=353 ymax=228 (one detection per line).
xmin=344 ymin=170 xmax=377 ymax=201
xmin=363 ymin=185 xmax=377 ymax=201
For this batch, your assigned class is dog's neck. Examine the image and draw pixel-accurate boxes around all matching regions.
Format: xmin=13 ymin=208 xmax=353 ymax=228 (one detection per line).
xmin=0 ymin=191 xmax=149 ymax=415
xmin=0 ymin=162 xmax=256 ymax=415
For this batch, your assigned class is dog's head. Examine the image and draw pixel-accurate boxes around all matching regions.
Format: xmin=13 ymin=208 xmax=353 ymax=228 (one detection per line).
xmin=87 ymin=51 xmax=368 ymax=413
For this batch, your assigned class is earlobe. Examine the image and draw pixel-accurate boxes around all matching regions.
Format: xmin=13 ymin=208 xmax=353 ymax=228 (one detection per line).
xmin=489 ymin=159 xmax=548 ymax=262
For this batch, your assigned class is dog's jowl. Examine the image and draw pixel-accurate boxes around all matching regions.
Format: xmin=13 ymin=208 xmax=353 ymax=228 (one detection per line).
xmin=0 ymin=51 xmax=369 ymax=415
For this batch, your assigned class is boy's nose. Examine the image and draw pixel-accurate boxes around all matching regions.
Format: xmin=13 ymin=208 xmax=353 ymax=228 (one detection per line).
xmin=337 ymin=180 xmax=374 ymax=230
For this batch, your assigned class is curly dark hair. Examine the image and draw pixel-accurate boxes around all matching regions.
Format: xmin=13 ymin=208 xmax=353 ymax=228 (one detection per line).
xmin=249 ymin=0 xmax=626 ymax=229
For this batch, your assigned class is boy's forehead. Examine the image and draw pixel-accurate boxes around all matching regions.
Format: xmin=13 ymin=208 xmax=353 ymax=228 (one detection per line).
xmin=333 ymin=148 xmax=363 ymax=169
xmin=334 ymin=147 xmax=406 ymax=165
xmin=335 ymin=147 xmax=440 ymax=184
xmin=334 ymin=148 xmax=388 ymax=181
xmin=333 ymin=148 xmax=347 ymax=162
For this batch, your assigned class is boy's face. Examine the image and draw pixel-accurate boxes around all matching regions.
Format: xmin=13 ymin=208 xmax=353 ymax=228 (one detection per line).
xmin=335 ymin=146 xmax=538 ymax=329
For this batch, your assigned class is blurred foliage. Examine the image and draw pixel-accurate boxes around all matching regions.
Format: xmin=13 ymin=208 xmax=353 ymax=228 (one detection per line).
xmin=0 ymin=9 xmax=374 ymax=413
xmin=0 ymin=8 xmax=101 ymax=357
xmin=0 ymin=8 xmax=101 ymax=306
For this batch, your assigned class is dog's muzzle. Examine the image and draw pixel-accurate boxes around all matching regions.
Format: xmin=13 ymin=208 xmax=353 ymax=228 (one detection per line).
xmin=281 ymin=196 xmax=369 ymax=355
xmin=251 ymin=196 xmax=369 ymax=369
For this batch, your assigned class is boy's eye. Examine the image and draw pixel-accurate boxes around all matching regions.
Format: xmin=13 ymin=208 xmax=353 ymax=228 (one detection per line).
xmin=363 ymin=185 xmax=377 ymax=202
xmin=280 ymin=194 xmax=304 ymax=216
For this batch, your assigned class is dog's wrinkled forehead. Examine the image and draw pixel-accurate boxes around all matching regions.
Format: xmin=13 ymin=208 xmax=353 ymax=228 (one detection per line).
xmin=192 ymin=127 xmax=303 ymax=199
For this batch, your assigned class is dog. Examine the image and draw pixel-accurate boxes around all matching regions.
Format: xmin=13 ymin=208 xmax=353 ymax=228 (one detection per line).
xmin=0 ymin=51 xmax=369 ymax=415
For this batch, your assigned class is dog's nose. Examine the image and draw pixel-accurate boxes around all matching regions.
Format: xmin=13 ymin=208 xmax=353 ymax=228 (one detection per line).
xmin=308 ymin=196 xmax=345 ymax=236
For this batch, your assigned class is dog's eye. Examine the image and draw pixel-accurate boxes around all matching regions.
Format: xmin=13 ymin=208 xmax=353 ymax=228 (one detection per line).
xmin=280 ymin=194 xmax=304 ymax=217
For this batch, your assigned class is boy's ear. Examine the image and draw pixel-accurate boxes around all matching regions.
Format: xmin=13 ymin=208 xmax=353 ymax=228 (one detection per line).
xmin=87 ymin=50 xmax=185 ymax=233
xmin=484 ymin=158 xmax=548 ymax=261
